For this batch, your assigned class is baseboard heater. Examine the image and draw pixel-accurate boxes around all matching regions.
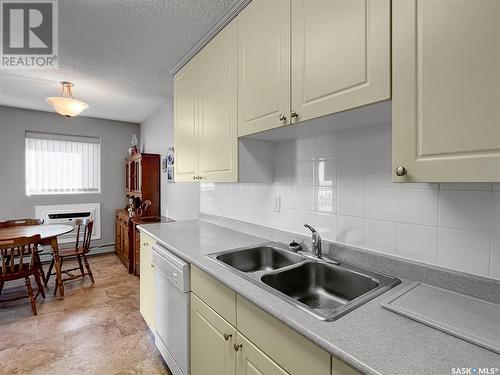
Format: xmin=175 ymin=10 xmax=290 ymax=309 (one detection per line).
xmin=35 ymin=203 xmax=101 ymax=244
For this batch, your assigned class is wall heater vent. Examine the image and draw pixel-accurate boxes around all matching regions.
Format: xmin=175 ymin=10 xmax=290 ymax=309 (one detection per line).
xmin=35 ymin=203 xmax=101 ymax=244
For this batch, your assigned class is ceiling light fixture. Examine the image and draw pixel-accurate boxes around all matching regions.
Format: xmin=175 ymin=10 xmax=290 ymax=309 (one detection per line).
xmin=45 ymin=81 xmax=89 ymax=118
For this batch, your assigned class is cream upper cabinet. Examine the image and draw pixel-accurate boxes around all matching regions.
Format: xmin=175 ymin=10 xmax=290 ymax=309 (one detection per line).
xmin=393 ymin=0 xmax=500 ymax=182
xmin=235 ymin=332 xmax=289 ymax=375
xmin=191 ymin=293 xmax=236 ymax=375
xmin=291 ymin=0 xmax=391 ymax=123
xmin=198 ymin=21 xmax=238 ymax=182
xmin=237 ymin=0 xmax=291 ymax=137
xmin=174 ymin=57 xmax=200 ymax=182
xmin=174 ymin=22 xmax=238 ymax=183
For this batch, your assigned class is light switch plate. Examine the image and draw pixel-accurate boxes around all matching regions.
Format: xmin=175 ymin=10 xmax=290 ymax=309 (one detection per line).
xmin=272 ymin=196 xmax=281 ymax=213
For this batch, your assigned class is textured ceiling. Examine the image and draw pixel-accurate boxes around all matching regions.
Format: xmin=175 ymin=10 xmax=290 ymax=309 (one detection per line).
xmin=0 ymin=0 xmax=238 ymax=123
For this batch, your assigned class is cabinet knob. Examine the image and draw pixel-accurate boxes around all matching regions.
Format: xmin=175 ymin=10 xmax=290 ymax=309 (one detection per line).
xmin=223 ymin=333 xmax=232 ymax=341
xmin=279 ymin=114 xmax=287 ymax=122
xmin=290 ymin=111 xmax=299 ymax=119
xmin=233 ymin=342 xmax=242 ymax=352
xmin=395 ymin=166 xmax=408 ymax=177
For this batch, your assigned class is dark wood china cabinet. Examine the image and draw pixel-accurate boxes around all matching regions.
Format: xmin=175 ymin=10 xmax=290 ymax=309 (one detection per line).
xmin=115 ymin=153 xmax=161 ymax=274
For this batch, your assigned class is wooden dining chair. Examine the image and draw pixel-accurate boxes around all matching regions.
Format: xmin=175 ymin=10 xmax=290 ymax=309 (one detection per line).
xmin=45 ymin=219 xmax=95 ymax=292
xmin=0 ymin=218 xmax=44 ymax=228
xmin=0 ymin=218 xmax=46 ymax=293
xmin=0 ymin=235 xmax=46 ymax=315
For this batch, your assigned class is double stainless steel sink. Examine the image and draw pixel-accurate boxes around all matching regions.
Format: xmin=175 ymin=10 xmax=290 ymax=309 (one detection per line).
xmin=208 ymin=244 xmax=400 ymax=321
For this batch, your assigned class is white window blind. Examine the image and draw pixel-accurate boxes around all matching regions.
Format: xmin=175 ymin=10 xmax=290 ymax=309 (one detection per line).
xmin=25 ymin=131 xmax=101 ymax=195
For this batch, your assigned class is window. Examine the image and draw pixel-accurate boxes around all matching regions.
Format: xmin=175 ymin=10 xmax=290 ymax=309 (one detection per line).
xmin=25 ymin=131 xmax=101 ymax=195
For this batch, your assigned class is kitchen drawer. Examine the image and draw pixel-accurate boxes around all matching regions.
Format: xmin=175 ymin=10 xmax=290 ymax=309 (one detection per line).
xmin=140 ymin=233 xmax=154 ymax=264
xmin=332 ymin=357 xmax=361 ymax=375
xmin=191 ymin=265 xmax=236 ymax=326
xmin=236 ymin=296 xmax=330 ymax=375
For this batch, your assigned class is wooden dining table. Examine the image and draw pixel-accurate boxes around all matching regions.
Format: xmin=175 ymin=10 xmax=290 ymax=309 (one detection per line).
xmin=0 ymin=224 xmax=74 ymax=299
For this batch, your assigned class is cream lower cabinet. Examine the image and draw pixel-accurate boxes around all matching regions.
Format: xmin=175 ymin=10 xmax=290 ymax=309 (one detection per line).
xmin=190 ymin=293 xmax=289 ymax=375
xmin=291 ymin=0 xmax=390 ymax=124
xmin=392 ymin=0 xmax=500 ymax=182
xmin=174 ymin=21 xmax=238 ymax=183
xmin=139 ymin=234 xmax=155 ymax=331
xmin=190 ymin=266 xmax=361 ymax=375
xmin=235 ymin=332 xmax=289 ymax=375
xmin=191 ymin=293 xmax=236 ymax=375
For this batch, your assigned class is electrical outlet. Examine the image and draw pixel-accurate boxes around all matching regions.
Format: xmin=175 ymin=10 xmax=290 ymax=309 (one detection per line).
xmin=272 ymin=196 xmax=281 ymax=213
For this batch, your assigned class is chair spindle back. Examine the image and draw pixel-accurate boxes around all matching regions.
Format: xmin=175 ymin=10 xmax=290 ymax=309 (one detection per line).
xmin=0 ymin=235 xmax=41 ymax=277
xmin=74 ymin=219 xmax=93 ymax=254
xmin=0 ymin=218 xmax=44 ymax=228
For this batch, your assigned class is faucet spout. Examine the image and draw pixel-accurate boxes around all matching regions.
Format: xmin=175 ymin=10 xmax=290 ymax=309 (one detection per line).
xmin=304 ymin=224 xmax=322 ymax=258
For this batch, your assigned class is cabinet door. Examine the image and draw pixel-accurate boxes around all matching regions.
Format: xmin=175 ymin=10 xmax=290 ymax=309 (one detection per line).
xmin=197 ymin=21 xmax=238 ymax=182
xmin=122 ymin=220 xmax=129 ymax=262
xmin=191 ymin=293 xmax=236 ymax=375
xmin=139 ymin=245 xmax=155 ymax=331
xmin=291 ymin=0 xmax=390 ymax=123
xmin=393 ymin=0 xmax=500 ymax=182
xmin=235 ymin=332 xmax=289 ymax=375
xmin=237 ymin=0 xmax=291 ymax=137
xmin=174 ymin=57 xmax=200 ymax=182
xmin=115 ymin=215 xmax=121 ymax=255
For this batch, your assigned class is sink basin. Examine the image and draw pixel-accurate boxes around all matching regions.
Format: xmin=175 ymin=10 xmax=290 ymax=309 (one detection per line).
xmin=215 ymin=246 xmax=302 ymax=273
xmin=208 ymin=243 xmax=400 ymax=321
xmin=261 ymin=262 xmax=379 ymax=311
xmin=261 ymin=261 xmax=400 ymax=320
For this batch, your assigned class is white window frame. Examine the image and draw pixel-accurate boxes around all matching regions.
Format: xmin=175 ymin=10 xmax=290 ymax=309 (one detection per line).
xmin=25 ymin=131 xmax=101 ymax=196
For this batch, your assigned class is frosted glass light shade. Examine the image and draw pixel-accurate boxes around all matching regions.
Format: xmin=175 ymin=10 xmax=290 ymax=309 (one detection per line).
xmin=45 ymin=97 xmax=89 ymax=118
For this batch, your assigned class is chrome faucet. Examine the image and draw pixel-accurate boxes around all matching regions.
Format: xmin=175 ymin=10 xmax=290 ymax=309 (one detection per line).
xmin=304 ymin=224 xmax=322 ymax=258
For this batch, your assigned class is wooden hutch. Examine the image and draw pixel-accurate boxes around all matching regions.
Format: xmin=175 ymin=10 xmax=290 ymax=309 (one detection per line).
xmin=115 ymin=153 xmax=162 ymax=274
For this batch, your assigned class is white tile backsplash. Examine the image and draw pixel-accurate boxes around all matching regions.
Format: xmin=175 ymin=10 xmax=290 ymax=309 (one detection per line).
xmin=365 ymin=188 xmax=397 ymax=221
xmin=439 ymin=190 xmax=492 ymax=232
xmin=200 ymin=123 xmax=500 ymax=280
xmin=398 ymin=189 xmax=439 ymax=226
xmin=438 ymin=229 xmax=491 ymax=277
xmin=364 ymin=219 xmax=397 ymax=254
xmin=337 ymin=215 xmax=364 ymax=247
xmin=314 ymin=186 xmax=336 ymax=213
xmin=337 ymin=187 xmax=364 ymax=217
xmin=491 ymin=236 xmax=500 ymax=279
xmin=314 ymin=159 xmax=337 ymax=186
xmin=313 ymin=212 xmax=337 ymax=241
xmin=396 ymin=223 xmax=438 ymax=264
xmin=295 ymin=185 xmax=314 ymax=211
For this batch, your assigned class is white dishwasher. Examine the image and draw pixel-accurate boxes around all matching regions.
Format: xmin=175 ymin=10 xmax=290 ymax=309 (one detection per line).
xmin=152 ymin=244 xmax=190 ymax=375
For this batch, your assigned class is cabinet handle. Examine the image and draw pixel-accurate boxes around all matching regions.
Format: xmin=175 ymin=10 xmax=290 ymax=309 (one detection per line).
xmin=150 ymin=264 xmax=154 ymax=268
xmin=223 ymin=333 xmax=232 ymax=341
xmin=395 ymin=166 xmax=408 ymax=177
xmin=233 ymin=342 xmax=242 ymax=352
xmin=192 ymin=176 xmax=197 ymax=180
xmin=279 ymin=114 xmax=287 ymax=122
xmin=290 ymin=111 xmax=298 ymax=119
xmin=143 ymin=242 xmax=149 ymax=247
